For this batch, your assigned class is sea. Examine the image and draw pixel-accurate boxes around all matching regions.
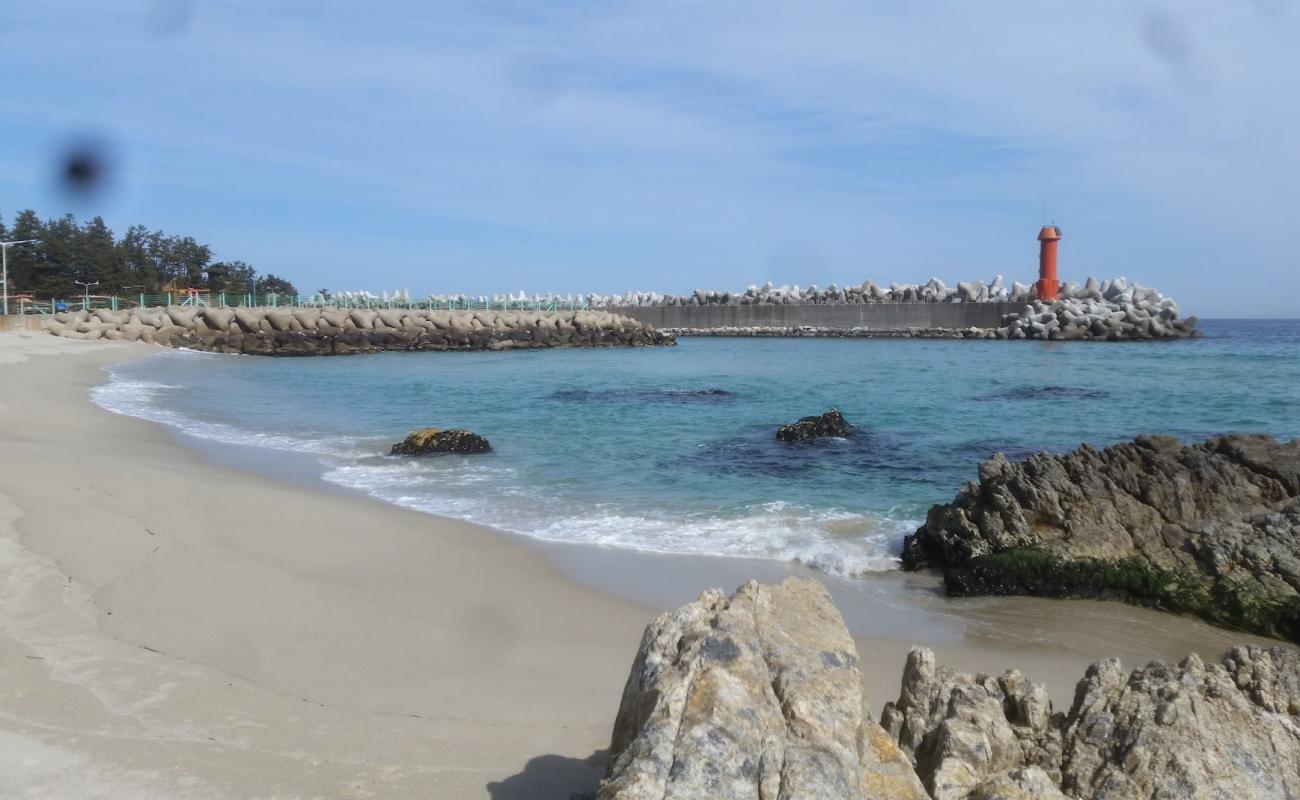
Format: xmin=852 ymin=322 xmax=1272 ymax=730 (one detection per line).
xmin=91 ymin=319 xmax=1300 ymax=579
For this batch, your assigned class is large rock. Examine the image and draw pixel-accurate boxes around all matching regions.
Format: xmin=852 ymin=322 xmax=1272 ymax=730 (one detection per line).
xmin=902 ymin=435 xmax=1300 ymax=642
xmin=880 ymin=648 xmax=1059 ymax=800
xmin=776 ymin=408 xmax=851 ymax=442
xmin=883 ymin=645 xmax=1300 ymax=800
xmin=599 ymin=578 xmax=927 ymax=800
xmin=389 ymin=428 xmax=492 ymax=455
xmin=963 ymin=768 xmax=1068 ymax=800
xmin=1058 ymin=645 xmax=1300 ymax=799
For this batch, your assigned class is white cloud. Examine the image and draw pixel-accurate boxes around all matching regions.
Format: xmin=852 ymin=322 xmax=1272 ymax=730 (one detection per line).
xmin=1 ymin=1 xmax=1295 ymax=313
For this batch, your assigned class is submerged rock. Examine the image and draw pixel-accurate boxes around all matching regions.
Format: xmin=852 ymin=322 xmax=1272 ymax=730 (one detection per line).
xmin=776 ymin=408 xmax=851 ymax=442
xmin=389 ymin=428 xmax=492 ymax=456
xmin=903 ymin=434 xmax=1300 ymax=642
xmin=599 ymin=578 xmax=927 ymax=800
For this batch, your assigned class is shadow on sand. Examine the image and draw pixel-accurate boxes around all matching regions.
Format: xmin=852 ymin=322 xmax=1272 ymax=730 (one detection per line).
xmin=486 ymin=749 xmax=608 ymax=800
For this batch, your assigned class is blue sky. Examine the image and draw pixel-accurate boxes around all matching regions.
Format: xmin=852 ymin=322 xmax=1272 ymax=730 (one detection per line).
xmin=2 ymin=1 xmax=1297 ymax=315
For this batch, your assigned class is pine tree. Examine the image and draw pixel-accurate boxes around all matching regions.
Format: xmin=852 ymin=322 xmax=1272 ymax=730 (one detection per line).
xmin=2 ymin=209 xmax=289 ymax=303
xmin=7 ymin=210 xmax=44 ymax=294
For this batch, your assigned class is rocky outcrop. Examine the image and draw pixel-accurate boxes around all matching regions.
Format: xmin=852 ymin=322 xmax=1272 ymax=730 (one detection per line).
xmin=599 ymin=578 xmax=928 ymax=800
xmin=603 ymin=582 xmax=1300 ymax=799
xmin=777 ymin=408 xmax=851 ymax=442
xmin=389 ymin=428 xmax=491 ymax=456
xmin=881 ymin=644 xmax=1300 ymax=800
xmin=880 ymin=649 xmax=1060 ymax=800
xmin=903 ymin=435 xmax=1300 ymax=642
xmin=1057 ymin=645 xmax=1300 ymax=799
xmin=40 ymin=307 xmax=674 ymax=355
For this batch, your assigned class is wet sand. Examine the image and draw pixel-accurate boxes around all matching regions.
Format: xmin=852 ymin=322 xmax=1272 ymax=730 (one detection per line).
xmin=0 ymin=332 xmax=1284 ymax=798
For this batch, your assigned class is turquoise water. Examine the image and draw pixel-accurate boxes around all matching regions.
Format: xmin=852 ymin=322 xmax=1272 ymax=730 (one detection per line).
xmin=93 ymin=320 xmax=1300 ymax=576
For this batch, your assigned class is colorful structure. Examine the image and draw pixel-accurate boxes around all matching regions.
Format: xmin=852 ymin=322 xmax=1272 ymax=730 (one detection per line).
xmin=1036 ymin=224 xmax=1062 ymax=301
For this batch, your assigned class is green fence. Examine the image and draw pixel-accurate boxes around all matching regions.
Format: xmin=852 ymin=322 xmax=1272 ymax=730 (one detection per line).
xmin=11 ymin=293 xmax=593 ymax=314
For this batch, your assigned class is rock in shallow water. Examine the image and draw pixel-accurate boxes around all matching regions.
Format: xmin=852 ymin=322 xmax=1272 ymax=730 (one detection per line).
xmin=389 ymin=428 xmax=492 ymax=455
xmin=599 ymin=578 xmax=927 ymax=800
xmin=776 ymin=408 xmax=851 ymax=442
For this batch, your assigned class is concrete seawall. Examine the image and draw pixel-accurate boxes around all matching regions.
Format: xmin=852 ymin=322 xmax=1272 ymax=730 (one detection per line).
xmin=0 ymin=315 xmax=48 ymax=332
xmin=601 ymin=302 xmax=1016 ymax=331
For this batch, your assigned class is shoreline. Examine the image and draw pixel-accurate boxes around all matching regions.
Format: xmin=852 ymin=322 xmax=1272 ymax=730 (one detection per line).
xmin=0 ymin=332 xmax=1288 ymax=798
xmin=0 ymin=334 xmax=654 ymax=798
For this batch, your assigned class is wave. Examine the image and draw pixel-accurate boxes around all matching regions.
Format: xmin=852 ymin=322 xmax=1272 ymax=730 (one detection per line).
xmin=91 ymin=369 xmax=374 ymax=459
xmin=92 ymin=365 xmax=910 ymax=576
xmin=321 ymin=459 xmax=910 ymax=576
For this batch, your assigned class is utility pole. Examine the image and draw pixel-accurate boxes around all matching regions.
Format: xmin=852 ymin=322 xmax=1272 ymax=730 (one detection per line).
xmin=74 ymin=280 xmax=100 ymax=311
xmin=1 ymin=239 xmax=41 ymax=315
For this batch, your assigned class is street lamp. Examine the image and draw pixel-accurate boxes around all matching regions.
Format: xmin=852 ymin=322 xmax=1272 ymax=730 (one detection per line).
xmin=74 ymin=280 xmax=100 ymax=311
xmin=1 ymin=239 xmax=41 ymax=315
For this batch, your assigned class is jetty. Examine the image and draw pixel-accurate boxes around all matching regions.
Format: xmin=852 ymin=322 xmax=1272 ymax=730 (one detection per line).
xmin=34 ymin=307 xmax=674 ymax=355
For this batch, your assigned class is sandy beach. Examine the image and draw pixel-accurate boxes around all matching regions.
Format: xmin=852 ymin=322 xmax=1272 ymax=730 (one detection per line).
xmin=0 ymin=333 xmax=1282 ymax=799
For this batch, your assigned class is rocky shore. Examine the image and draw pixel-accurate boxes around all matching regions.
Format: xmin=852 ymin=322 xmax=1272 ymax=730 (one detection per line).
xmin=902 ymin=435 xmax=1300 ymax=642
xmin=600 ymin=578 xmax=1300 ymax=800
xmin=39 ymin=306 xmax=674 ymax=355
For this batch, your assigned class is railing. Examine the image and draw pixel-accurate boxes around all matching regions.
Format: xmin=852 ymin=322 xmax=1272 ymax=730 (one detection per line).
xmin=11 ymin=294 xmax=594 ymax=313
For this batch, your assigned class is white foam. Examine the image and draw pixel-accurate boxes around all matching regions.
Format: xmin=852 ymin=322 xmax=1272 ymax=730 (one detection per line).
xmin=321 ymin=462 xmax=910 ymax=576
xmin=91 ymin=370 xmax=372 ymax=459
xmin=93 ymin=365 xmax=910 ymax=576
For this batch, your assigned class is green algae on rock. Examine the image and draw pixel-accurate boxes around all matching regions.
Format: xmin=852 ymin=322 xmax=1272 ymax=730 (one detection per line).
xmin=903 ymin=434 xmax=1300 ymax=642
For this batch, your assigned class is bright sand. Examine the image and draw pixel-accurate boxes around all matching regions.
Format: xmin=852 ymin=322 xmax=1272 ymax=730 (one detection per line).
xmin=0 ymin=333 xmax=1281 ymax=798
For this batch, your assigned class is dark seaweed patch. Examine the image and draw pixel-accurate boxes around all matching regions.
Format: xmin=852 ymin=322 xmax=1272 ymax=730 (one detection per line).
xmin=547 ymin=388 xmax=736 ymax=403
xmin=974 ymin=386 xmax=1109 ymax=401
xmin=675 ymin=427 xmax=935 ymax=482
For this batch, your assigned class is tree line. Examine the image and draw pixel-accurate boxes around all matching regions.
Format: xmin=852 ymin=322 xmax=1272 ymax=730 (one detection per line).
xmin=1 ymin=210 xmax=297 ymax=299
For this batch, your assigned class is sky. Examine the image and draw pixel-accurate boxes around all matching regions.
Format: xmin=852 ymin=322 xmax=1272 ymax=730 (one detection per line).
xmin=2 ymin=1 xmax=1297 ymax=316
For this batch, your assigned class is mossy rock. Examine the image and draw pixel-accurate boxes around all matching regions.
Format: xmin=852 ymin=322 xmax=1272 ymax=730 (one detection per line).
xmin=945 ymin=548 xmax=1300 ymax=643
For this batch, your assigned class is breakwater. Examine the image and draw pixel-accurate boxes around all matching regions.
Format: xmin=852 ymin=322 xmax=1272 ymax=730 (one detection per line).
xmin=610 ymin=302 xmax=1013 ymax=336
xmin=41 ymin=307 xmax=673 ymax=355
xmin=602 ymin=277 xmax=1197 ymax=340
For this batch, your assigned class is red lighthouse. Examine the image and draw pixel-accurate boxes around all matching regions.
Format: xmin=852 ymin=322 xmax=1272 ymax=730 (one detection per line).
xmin=1036 ymin=224 xmax=1061 ymax=301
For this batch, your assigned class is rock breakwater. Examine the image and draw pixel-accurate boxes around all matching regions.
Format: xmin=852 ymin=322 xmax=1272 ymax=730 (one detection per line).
xmin=603 ymin=578 xmax=1300 ymax=799
xmin=40 ymin=307 xmax=673 ymax=355
xmin=613 ymin=277 xmax=1196 ymax=340
xmin=661 ymin=325 xmax=1004 ymax=339
xmin=993 ymin=284 xmax=1196 ymax=340
xmin=903 ymin=435 xmax=1300 ymax=642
